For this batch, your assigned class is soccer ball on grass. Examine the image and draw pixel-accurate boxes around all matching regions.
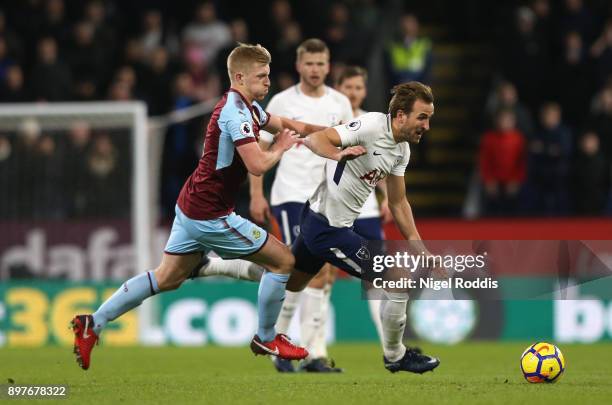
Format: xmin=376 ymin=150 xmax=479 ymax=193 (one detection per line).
xmin=520 ymin=342 xmax=565 ymax=383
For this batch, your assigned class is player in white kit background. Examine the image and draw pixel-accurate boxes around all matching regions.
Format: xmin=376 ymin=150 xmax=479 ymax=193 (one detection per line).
xmin=250 ymin=39 xmax=388 ymax=372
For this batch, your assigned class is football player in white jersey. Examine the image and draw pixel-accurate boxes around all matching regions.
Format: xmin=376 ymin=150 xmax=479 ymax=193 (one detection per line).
xmin=250 ymin=39 xmax=382 ymax=372
xmin=282 ymin=81 xmax=440 ymax=373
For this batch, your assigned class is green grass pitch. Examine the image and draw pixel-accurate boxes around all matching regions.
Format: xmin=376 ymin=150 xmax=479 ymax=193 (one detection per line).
xmin=1 ymin=342 xmax=611 ymax=404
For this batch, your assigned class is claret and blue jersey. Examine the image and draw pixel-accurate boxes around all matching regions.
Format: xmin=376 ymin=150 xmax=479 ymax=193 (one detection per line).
xmin=165 ymin=88 xmax=270 ymax=259
xmin=177 ymin=88 xmax=269 ymax=221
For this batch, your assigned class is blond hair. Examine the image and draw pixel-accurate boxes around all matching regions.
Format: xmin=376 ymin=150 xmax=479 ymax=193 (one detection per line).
xmin=227 ymin=43 xmax=271 ymax=79
xmin=296 ymin=38 xmax=329 ymax=61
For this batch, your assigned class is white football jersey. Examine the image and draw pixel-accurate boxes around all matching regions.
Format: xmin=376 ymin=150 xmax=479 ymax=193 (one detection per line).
xmin=309 ymin=112 xmax=410 ymax=228
xmin=261 ymin=85 xmax=353 ymax=206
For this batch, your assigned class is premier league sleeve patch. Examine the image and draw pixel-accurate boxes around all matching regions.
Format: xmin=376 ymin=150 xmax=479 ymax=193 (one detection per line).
xmin=346 ymin=120 xmax=361 ymax=131
xmin=240 ymin=121 xmax=254 ymax=137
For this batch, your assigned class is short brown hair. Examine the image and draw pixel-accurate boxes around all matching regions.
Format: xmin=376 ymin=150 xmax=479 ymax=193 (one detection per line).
xmin=388 ymin=81 xmax=434 ymax=117
xmin=336 ymin=66 xmax=368 ymax=86
xmin=227 ymin=43 xmax=271 ymax=78
xmin=296 ymin=38 xmax=329 ymax=61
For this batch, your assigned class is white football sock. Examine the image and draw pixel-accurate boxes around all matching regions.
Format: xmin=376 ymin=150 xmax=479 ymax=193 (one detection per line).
xmin=380 ymin=293 xmax=408 ymax=362
xmin=275 ymin=290 xmax=301 ymax=334
xmin=197 ymin=258 xmax=264 ymax=282
xmin=310 ymin=283 xmax=332 ymax=359
xmin=367 ymin=296 xmax=384 ymax=346
xmin=300 ymin=286 xmax=325 ymax=357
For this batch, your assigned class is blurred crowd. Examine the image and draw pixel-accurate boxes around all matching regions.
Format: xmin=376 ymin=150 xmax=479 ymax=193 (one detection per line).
xmin=0 ymin=120 xmax=130 ymax=220
xmin=0 ymin=0 xmax=610 ymax=220
xmin=0 ymin=0 xmax=382 ymax=109
xmin=479 ymin=0 xmax=612 ymax=216
xmin=0 ymin=0 xmax=387 ymax=220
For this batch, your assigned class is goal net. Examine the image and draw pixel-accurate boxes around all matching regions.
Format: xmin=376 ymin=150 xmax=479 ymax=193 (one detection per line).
xmin=0 ymin=102 xmax=151 ymax=281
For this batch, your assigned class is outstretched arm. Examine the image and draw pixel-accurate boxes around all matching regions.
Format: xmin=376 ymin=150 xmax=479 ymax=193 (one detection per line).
xmin=264 ymin=114 xmax=326 ymax=137
xmin=303 ymin=127 xmax=367 ymax=161
xmin=387 ymin=174 xmax=446 ymax=277
xmin=386 ymin=174 xmax=421 ymax=241
xmin=376 ymin=179 xmax=393 ymax=223
xmin=237 ymin=129 xmax=299 ymax=176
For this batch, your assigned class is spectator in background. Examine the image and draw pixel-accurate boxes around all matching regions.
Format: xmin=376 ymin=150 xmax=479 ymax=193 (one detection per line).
xmin=479 ymin=108 xmax=527 ymax=216
xmin=107 ymin=80 xmax=133 ymax=101
xmin=587 ymin=87 xmax=612 ymax=169
xmin=531 ymin=0 xmax=553 ymax=49
xmin=32 ymin=133 xmax=64 ymax=219
xmin=215 ymin=19 xmax=250 ymax=91
xmin=0 ymin=10 xmax=24 ymax=65
xmin=0 ymin=36 xmax=15 ymax=83
xmin=528 ymin=102 xmax=572 ymax=215
xmin=38 ymin=0 xmax=70 ymax=48
xmin=113 ymin=65 xmax=140 ymax=96
xmin=273 ymin=21 xmax=302 ymax=78
xmin=83 ymin=0 xmax=116 ymax=61
xmin=0 ymin=65 xmax=28 ymax=102
xmin=325 ymin=2 xmax=365 ymax=64
xmin=14 ymin=119 xmax=41 ymax=219
xmin=67 ymin=21 xmax=106 ymax=99
xmin=384 ymin=13 xmax=432 ymax=86
xmin=122 ymin=38 xmax=148 ymax=84
xmin=557 ymin=0 xmax=596 ymax=47
xmin=572 ymin=131 xmax=608 ymax=215
xmin=352 ymin=0 xmax=381 ymax=38
xmin=182 ymin=2 xmax=231 ymax=71
xmin=503 ymin=6 xmax=549 ymax=113
xmin=590 ymin=19 xmax=612 ymax=88
xmin=139 ymin=9 xmax=180 ymax=60
xmin=64 ymin=121 xmax=92 ymax=218
xmin=83 ymin=133 xmax=126 ymax=217
xmin=30 ymin=36 xmax=72 ymax=101
xmin=144 ymin=47 xmax=174 ymax=115
xmin=183 ymin=46 xmax=220 ymax=102
xmin=160 ymin=72 xmax=200 ymax=217
xmin=485 ymin=81 xmax=535 ymax=139
xmin=553 ymin=31 xmax=594 ymax=130
xmin=264 ymin=0 xmax=293 ymax=49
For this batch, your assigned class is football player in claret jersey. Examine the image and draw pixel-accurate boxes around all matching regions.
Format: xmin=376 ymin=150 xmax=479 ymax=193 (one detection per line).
xmin=289 ymin=81 xmax=440 ymax=373
xmin=70 ymin=43 xmax=327 ymax=370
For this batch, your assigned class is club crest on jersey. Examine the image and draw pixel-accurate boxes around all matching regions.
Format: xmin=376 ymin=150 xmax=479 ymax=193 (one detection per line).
xmin=345 ymin=120 xmax=361 ymax=131
xmin=360 ymin=168 xmax=385 ymax=186
xmin=240 ymin=121 xmax=254 ymax=137
xmin=252 ymin=228 xmax=262 ymax=240
xmin=356 ymin=246 xmax=371 ymax=260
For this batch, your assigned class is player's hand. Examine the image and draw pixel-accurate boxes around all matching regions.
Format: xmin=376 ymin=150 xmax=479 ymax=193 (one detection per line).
xmin=275 ymin=129 xmax=300 ymax=151
xmin=336 ymin=145 xmax=367 ymax=162
xmin=250 ymin=194 xmax=270 ymax=225
xmin=379 ymin=198 xmax=393 ymax=224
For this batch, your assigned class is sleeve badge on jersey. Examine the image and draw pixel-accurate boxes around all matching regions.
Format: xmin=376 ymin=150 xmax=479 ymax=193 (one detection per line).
xmin=240 ymin=121 xmax=254 ymax=137
xmin=346 ymin=120 xmax=361 ymax=131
